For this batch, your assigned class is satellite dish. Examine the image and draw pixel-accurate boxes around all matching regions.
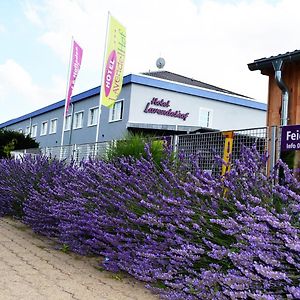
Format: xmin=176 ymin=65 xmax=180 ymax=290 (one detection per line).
xmin=156 ymin=57 xmax=165 ymax=69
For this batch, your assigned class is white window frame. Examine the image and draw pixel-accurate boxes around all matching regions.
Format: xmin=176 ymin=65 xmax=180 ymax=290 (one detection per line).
xmin=64 ymin=115 xmax=72 ymax=131
xmin=40 ymin=121 xmax=48 ymax=136
xmin=199 ymin=107 xmax=213 ymax=128
xmin=49 ymin=118 xmax=58 ymax=134
xmin=87 ymin=106 xmax=99 ymax=127
xmin=31 ymin=124 xmax=38 ymax=138
xmin=109 ymin=99 xmax=124 ymax=122
xmin=73 ymin=111 xmax=84 ymax=129
xmin=18 ymin=128 xmax=23 ymax=134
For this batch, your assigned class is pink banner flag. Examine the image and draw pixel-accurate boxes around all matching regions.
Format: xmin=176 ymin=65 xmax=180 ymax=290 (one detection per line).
xmin=65 ymin=40 xmax=83 ymax=115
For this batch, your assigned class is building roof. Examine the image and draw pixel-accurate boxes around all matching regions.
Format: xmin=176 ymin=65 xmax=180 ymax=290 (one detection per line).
xmin=248 ymin=49 xmax=300 ymax=71
xmin=130 ymin=73 xmax=266 ymax=110
xmin=143 ymin=70 xmax=251 ymax=98
xmin=0 ymin=72 xmax=267 ymax=128
xmin=0 ymin=86 xmax=100 ymax=128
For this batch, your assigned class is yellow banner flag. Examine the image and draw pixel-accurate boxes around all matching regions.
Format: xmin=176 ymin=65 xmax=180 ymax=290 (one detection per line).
xmin=101 ymin=14 xmax=126 ymax=108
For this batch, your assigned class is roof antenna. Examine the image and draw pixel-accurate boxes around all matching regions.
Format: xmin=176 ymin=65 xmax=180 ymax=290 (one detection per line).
xmin=156 ymin=57 xmax=165 ymax=69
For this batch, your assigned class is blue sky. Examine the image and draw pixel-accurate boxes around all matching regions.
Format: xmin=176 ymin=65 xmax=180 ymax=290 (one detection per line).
xmin=0 ymin=1 xmax=61 ymax=88
xmin=0 ymin=0 xmax=299 ymax=123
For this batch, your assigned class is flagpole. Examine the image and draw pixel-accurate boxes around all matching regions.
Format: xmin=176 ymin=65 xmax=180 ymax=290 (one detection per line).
xmin=61 ymin=37 xmax=74 ymax=147
xmin=95 ymin=12 xmax=111 ymax=143
xmin=68 ymin=103 xmax=75 ymax=145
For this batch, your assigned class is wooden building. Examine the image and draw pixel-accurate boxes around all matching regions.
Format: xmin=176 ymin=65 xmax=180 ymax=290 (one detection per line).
xmin=248 ymin=50 xmax=300 ymax=126
xmin=248 ymin=50 xmax=300 ymax=170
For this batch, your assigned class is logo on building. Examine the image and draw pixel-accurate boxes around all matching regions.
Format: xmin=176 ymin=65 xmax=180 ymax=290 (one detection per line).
xmin=144 ymin=97 xmax=190 ymax=121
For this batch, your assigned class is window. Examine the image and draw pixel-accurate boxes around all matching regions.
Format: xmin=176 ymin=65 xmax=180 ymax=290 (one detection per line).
xmin=19 ymin=129 xmax=23 ymax=134
xmin=49 ymin=119 xmax=57 ymax=134
xmin=25 ymin=126 xmax=30 ymax=136
xmin=31 ymin=125 xmax=37 ymax=138
xmin=73 ymin=111 xmax=84 ymax=129
xmin=40 ymin=121 xmax=48 ymax=136
xmin=199 ymin=108 xmax=213 ymax=128
xmin=64 ymin=115 xmax=72 ymax=131
xmin=87 ymin=107 xmax=99 ymax=126
xmin=109 ymin=100 xmax=123 ymax=122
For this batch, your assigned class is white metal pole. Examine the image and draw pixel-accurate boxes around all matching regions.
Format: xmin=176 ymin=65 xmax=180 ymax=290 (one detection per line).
xmin=61 ymin=37 xmax=74 ymax=147
xmin=95 ymin=12 xmax=111 ymax=143
xmin=68 ymin=103 xmax=75 ymax=145
xmin=29 ymin=117 xmax=32 ymax=136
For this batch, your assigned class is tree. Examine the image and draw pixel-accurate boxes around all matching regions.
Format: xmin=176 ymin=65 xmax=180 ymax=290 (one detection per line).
xmin=0 ymin=129 xmax=39 ymax=158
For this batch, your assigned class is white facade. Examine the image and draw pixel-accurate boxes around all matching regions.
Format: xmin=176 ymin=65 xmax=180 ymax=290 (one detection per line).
xmin=128 ymin=83 xmax=266 ymax=132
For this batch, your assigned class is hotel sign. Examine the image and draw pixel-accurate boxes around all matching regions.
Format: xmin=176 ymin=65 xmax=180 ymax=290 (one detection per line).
xmin=144 ymin=97 xmax=190 ymax=121
xmin=281 ymin=125 xmax=300 ymax=151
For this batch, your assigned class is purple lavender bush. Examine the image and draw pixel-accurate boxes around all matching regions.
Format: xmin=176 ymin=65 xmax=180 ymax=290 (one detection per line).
xmin=0 ymin=155 xmax=53 ymax=218
xmin=22 ymin=158 xmax=80 ymax=238
xmin=0 ymin=158 xmax=25 ymax=217
xmin=61 ymin=146 xmax=300 ymax=299
xmin=0 ymin=146 xmax=299 ymax=299
xmin=85 ymin=146 xmax=300 ymax=299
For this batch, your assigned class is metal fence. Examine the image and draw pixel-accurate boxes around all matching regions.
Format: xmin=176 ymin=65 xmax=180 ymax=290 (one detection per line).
xmin=174 ymin=127 xmax=269 ymax=174
xmin=10 ymin=148 xmax=41 ymax=160
xmin=41 ymin=141 xmax=113 ymax=163
xmin=14 ymin=126 xmax=278 ymax=173
xmin=175 ymin=131 xmax=226 ymax=174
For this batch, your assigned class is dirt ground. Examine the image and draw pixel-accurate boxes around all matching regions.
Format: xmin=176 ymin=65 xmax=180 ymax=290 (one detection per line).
xmin=0 ymin=217 xmax=159 ymax=300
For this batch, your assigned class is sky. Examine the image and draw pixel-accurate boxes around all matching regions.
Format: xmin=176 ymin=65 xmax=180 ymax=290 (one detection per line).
xmin=0 ymin=0 xmax=299 ymax=123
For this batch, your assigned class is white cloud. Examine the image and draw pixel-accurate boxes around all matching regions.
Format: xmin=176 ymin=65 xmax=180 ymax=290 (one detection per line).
xmin=24 ymin=0 xmax=300 ymax=104
xmin=0 ymin=59 xmax=64 ymax=123
xmin=23 ymin=2 xmax=43 ymax=26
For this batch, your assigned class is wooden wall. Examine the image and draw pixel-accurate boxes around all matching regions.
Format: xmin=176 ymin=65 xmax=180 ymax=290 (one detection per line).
xmin=263 ymin=61 xmax=300 ymax=172
xmin=264 ymin=61 xmax=300 ymax=126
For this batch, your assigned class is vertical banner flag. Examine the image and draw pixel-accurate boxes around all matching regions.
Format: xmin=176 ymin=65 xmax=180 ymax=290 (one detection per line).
xmin=65 ymin=40 xmax=83 ymax=115
xmin=101 ymin=14 xmax=126 ymax=108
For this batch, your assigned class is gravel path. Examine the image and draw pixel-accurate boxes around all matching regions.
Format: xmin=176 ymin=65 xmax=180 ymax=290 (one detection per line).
xmin=0 ymin=217 xmax=158 ymax=300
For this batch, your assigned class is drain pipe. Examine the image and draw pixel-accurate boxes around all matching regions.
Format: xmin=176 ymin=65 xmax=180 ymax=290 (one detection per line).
xmin=272 ymin=59 xmax=289 ymax=126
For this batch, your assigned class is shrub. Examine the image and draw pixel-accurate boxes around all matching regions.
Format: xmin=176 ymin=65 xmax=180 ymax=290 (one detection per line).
xmin=0 ymin=146 xmax=299 ymax=299
xmin=106 ymin=133 xmax=168 ymax=167
xmin=95 ymin=147 xmax=300 ymax=299
xmin=22 ymin=158 xmax=76 ymax=238
xmin=0 ymin=155 xmax=48 ymax=218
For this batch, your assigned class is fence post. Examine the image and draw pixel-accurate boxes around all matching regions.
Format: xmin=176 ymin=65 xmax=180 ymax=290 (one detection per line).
xmin=172 ymin=135 xmax=179 ymax=154
xmin=72 ymin=144 xmax=77 ymax=162
xmin=59 ymin=145 xmax=63 ymax=161
xmin=269 ymin=126 xmax=278 ymax=172
xmin=221 ymin=131 xmax=234 ymax=176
